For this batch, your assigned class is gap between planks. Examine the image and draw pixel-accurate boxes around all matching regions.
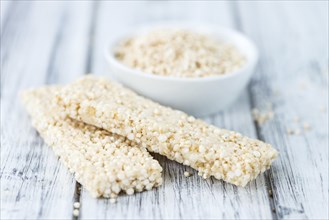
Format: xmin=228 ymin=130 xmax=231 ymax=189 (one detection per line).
xmin=0 ymin=1 xmax=98 ymax=219
xmin=236 ymin=1 xmax=328 ymax=219
xmin=230 ymin=2 xmax=278 ymax=218
xmin=72 ymin=2 xmax=100 ymax=219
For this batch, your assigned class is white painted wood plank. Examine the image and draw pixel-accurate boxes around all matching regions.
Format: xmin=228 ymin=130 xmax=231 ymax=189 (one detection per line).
xmin=237 ymin=1 xmax=328 ymax=219
xmin=45 ymin=1 xmax=93 ymax=83
xmin=0 ymin=1 xmax=93 ymax=219
xmin=0 ymin=0 xmax=11 ymax=29
xmin=80 ymin=1 xmax=273 ymax=219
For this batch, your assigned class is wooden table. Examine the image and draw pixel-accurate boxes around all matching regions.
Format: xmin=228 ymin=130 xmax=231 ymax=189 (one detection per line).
xmin=1 ymin=1 xmax=328 ymax=219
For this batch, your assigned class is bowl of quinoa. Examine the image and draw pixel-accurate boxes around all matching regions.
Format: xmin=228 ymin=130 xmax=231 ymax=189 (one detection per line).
xmin=105 ymin=23 xmax=258 ymax=116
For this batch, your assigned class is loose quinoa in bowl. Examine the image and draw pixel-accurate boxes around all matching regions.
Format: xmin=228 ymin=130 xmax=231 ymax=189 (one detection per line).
xmin=105 ymin=23 xmax=258 ymax=115
xmin=114 ymin=29 xmax=246 ymax=78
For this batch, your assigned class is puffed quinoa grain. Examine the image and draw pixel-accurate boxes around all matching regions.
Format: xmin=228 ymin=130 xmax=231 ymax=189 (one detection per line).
xmin=184 ymin=171 xmax=191 ymax=177
xmin=109 ymin=198 xmax=116 ymax=204
xmin=252 ymin=108 xmax=274 ymax=125
xmin=115 ymin=29 xmax=246 ymax=78
xmin=303 ymin=122 xmax=311 ymax=130
xmin=73 ymin=202 xmax=80 ymax=209
xmin=73 ymin=209 xmax=79 ymax=217
xmin=58 ymin=76 xmax=278 ymax=187
xmin=287 ymin=128 xmax=294 ymax=135
xmin=21 ymin=87 xmax=163 ymax=198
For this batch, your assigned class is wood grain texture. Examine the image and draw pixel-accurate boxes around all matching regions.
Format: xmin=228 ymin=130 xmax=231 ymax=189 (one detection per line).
xmin=237 ymin=1 xmax=329 ymax=219
xmin=1 ymin=1 xmax=92 ymax=219
xmin=0 ymin=1 xmax=328 ymax=219
xmin=79 ymin=1 xmax=273 ymax=219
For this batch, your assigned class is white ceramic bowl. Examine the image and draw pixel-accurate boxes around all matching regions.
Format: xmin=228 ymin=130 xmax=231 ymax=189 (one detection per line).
xmin=105 ymin=23 xmax=258 ymax=117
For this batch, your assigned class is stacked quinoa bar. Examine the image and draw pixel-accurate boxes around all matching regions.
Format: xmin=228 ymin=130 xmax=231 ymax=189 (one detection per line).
xmin=21 ymin=76 xmax=278 ymax=197
xmin=21 ymin=87 xmax=162 ymax=198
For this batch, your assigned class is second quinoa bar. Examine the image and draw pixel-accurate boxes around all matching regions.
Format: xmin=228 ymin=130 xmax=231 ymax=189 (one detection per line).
xmin=21 ymin=87 xmax=163 ymax=198
xmin=58 ymin=76 xmax=278 ymax=187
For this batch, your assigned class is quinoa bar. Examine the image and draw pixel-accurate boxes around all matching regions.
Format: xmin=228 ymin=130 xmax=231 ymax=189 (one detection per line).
xmin=58 ymin=76 xmax=278 ymax=187
xmin=21 ymin=87 xmax=163 ymax=198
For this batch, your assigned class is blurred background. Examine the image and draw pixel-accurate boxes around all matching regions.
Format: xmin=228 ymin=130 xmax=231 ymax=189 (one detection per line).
xmin=1 ymin=0 xmax=328 ymax=83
